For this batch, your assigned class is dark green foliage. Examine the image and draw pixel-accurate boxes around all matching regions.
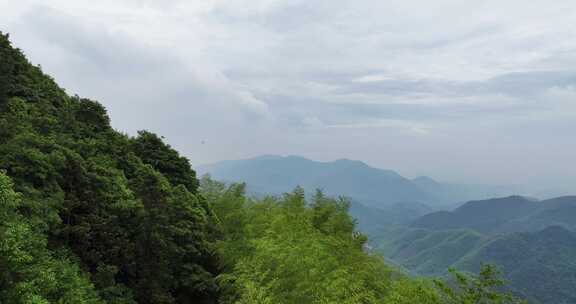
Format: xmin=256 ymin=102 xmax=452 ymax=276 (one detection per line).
xmin=0 ymin=33 xmax=13 ymax=103
xmin=0 ymin=32 xmax=217 ymax=303
xmin=128 ymin=166 xmax=218 ymax=303
xmin=131 ymin=130 xmax=199 ymax=193
xmin=0 ymin=171 xmax=102 ymax=303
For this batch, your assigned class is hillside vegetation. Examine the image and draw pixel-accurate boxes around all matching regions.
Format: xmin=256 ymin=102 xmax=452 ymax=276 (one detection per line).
xmin=0 ymin=32 xmax=523 ymax=304
xmin=373 ymin=196 xmax=576 ymax=303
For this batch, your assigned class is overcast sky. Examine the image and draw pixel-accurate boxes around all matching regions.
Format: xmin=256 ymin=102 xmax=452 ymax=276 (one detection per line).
xmin=1 ymin=0 xmax=575 ymax=194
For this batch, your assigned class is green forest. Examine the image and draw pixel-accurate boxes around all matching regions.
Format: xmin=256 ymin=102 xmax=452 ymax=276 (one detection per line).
xmin=0 ymin=32 xmax=525 ymax=303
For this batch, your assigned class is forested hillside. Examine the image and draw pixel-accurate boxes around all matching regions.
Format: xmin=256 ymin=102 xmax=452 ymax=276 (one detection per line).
xmin=0 ymin=32 xmax=524 ymax=304
xmin=0 ymin=31 xmax=219 ymax=303
xmin=373 ymin=196 xmax=576 ymax=303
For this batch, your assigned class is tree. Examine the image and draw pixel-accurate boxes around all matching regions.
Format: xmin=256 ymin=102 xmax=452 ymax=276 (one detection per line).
xmin=435 ymin=264 xmax=527 ymax=304
xmin=0 ymin=171 xmax=102 ymax=303
xmin=131 ymin=131 xmax=199 ymax=193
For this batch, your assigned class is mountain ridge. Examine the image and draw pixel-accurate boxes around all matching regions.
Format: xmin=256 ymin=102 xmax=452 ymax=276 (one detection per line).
xmin=198 ymin=154 xmax=518 ymax=209
xmin=412 ymin=195 xmax=576 ymax=233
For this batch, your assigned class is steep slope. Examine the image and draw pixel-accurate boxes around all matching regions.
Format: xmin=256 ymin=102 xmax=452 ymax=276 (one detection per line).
xmin=0 ymin=32 xmax=219 ymax=303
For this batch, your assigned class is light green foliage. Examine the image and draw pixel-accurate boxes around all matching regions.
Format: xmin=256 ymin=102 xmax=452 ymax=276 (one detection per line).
xmin=384 ymin=265 xmax=525 ymax=304
xmin=202 ymin=176 xmax=526 ymax=304
xmin=434 ymin=265 xmax=526 ymax=304
xmin=0 ymin=172 xmax=102 ymax=303
xmin=384 ymin=279 xmax=442 ymax=304
xmin=202 ymin=177 xmax=394 ymax=304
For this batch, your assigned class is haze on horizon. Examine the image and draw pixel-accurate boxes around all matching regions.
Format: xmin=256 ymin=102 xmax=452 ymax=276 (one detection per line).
xmin=1 ymin=0 xmax=575 ymax=195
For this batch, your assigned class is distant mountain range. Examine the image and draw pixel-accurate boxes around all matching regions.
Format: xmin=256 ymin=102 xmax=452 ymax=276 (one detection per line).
xmin=373 ymin=195 xmax=576 ymax=304
xmin=198 ymin=155 xmax=517 ymax=209
xmin=412 ymin=195 xmax=576 ymax=233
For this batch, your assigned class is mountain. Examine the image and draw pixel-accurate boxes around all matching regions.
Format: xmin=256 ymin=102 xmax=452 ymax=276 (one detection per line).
xmin=412 ymin=195 xmax=576 ymax=234
xmin=198 ymin=155 xmax=516 ymax=209
xmin=372 ymin=226 xmax=486 ymax=276
xmin=456 ymin=226 xmax=576 ymax=304
xmin=412 ymin=176 xmax=522 ymax=207
xmin=350 ymin=200 xmax=434 ymax=235
xmin=374 ymin=225 xmax=576 ymax=304
xmin=373 ymin=195 xmax=576 ymax=304
xmin=412 ymin=196 xmax=540 ymax=233
xmin=199 ymin=155 xmax=431 ymax=207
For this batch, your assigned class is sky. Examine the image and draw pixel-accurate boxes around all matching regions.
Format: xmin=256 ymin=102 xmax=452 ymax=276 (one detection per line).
xmin=1 ymin=0 xmax=575 ymax=195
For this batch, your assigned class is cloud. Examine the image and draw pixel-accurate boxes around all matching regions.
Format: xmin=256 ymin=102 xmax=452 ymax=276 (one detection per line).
xmin=326 ymin=119 xmax=431 ymax=135
xmin=2 ymin=0 xmax=576 ymax=191
xmin=352 ymin=74 xmax=397 ymax=83
xmin=11 ymin=5 xmax=271 ymax=124
xmin=235 ymin=91 xmax=271 ymax=119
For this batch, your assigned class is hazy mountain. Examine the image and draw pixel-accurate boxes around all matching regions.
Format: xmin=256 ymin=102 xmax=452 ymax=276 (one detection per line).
xmin=412 ymin=195 xmax=576 ymax=234
xmin=199 ymin=155 xmax=432 ymax=206
xmin=373 ymin=224 xmax=576 ymax=303
xmin=412 ymin=176 xmax=523 ymax=208
xmin=373 ymin=195 xmax=576 ymax=304
xmin=198 ymin=155 xmax=516 ymax=209
xmin=350 ymin=200 xmax=434 ymax=235
xmin=412 ymin=196 xmax=540 ymax=233
xmin=499 ymin=196 xmax=576 ymax=233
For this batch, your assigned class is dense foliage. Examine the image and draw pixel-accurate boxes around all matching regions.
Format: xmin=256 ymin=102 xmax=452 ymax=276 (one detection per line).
xmin=0 ymin=32 xmax=218 ymax=303
xmin=203 ymin=180 xmax=393 ymax=304
xmin=0 ymin=32 xmax=524 ymax=303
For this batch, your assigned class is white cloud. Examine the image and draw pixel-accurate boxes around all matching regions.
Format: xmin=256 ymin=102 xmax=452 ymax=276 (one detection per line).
xmin=327 ymin=119 xmax=431 ymax=135
xmin=1 ymin=0 xmax=576 ymax=189
xmin=235 ymin=91 xmax=271 ymax=118
xmin=301 ymin=116 xmax=324 ymax=128
xmin=352 ymin=74 xmax=397 ymax=83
